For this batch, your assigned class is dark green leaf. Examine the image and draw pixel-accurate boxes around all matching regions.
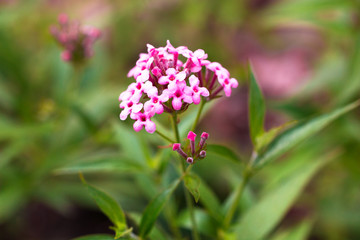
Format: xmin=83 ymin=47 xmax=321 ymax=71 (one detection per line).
xmin=184 ymin=173 xmax=201 ymax=203
xmin=248 ymin=68 xmax=265 ymax=148
xmin=83 ymin=179 xmax=127 ymax=236
xmin=73 ymin=234 xmax=118 ymax=240
xmin=253 ymin=100 xmax=360 ymax=168
xmin=139 ymin=179 xmax=181 ymax=238
xmin=206 ymin=144 xmax=241 ymax=163
xmin=232 ymin=155 xmax=332 ymax=240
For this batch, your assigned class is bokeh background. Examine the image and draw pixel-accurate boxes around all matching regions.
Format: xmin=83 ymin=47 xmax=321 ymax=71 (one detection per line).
xmin=1 ymin=0 xmax=360 ymax=239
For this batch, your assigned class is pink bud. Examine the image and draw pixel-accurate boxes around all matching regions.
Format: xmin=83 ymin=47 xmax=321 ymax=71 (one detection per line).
xmin=199 ymin=150 xmax=206 ymax=158
xmin=201 ymin=132 xmax=209 ymax=139
xmin=199 ymin=132 xmax=209 ymax=149
xmin=186 ymin=157 xmax=194 ymax=164
xmin=187 ymin=131 xmax=197 ymax=141
xmin=61 ymin=50 xmax=72 ymax=61
xmin=172 ymin=143 xmax=181 ymax=151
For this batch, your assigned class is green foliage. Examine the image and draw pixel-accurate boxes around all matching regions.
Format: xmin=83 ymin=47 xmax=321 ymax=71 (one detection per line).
xmin=248 ymin=68 xmax=266 ymax=149
xmin=184 ymin=173 xmax=201 ymax=203
xmin=231 ymin=156 xmax=331 ymax=240
xmin=253 ymin=100 xmax=360 ymax=169
xmin=139 ymin=179 xmax=181 ymax=238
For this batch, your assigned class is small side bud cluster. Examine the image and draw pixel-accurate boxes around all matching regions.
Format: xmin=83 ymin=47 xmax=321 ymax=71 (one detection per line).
xmin=50 ymin=13 xmax=101 ymax=64
xmin=172 ymin=131 xmax=209 ymax=164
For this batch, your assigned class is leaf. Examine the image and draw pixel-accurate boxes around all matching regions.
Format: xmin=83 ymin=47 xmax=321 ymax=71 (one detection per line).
xmin=198 ymin=179 xmax=224 ymax=223
xmin=54 ymin=156 xmax=143 ymax=174
xmin=248 ymin=68 xmax=266 ymax=149
xmin=206 ymin=144 xmax=241 ymax=163
xmin=232 ymin=155 xmax=332 ymax=240
xmin=270 ymin=219 xmax=314 ymax=240
xmin=73 ymin=234 xmax=119 ymax=240
xmin=139 ymin=179 xmax=181 ymax=238
xmin=177 ymin=209 xmax=218 ymax=237
xmin=81 ymin=176 xmax=128 ymax=237
xmin=253 ymin=100 xmax=360 ymax=169
xmin=184 ymin=173 xmax=201 ymax=203
xmin=255 ymin=121 xmax=296 ymax=152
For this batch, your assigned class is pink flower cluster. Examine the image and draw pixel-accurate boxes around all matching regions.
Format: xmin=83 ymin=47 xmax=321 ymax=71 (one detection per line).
xmin=50 ymin=13 xmax=101 ymax=63
xmin=119 ymin=41 xmax=238 ymax=133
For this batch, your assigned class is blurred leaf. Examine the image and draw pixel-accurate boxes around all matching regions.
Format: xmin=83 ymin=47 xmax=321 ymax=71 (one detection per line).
xmin=177 ymin=209 xmax=218 ymax=237
xmin=198 ymin=178 xmax=224 ymax=222
xmin=270 ymin=219 xmax=314 ymax=240
xmin=0 ymin=140 xmax=27 ymax=169
xmin=54 ymin=156 xmax=143 ymax=174
xmin=184 ymin=173 xmax=201 ymax=203
xmin=73 ymin=234 xmax=120 ymax=240
xmin=256 ymin=121 xmax=296 ymax=152
xmin=139 ymin=179 xmax=181 ymax=238
xmin=0 ymin=122 xmax=53 ymax=141
xmin=253 ymin=100 xmax=360 ymax=168
xmin=248 ymin=69 xmax=265 ymax=149
xmin=232 ymin=155 xmax=331 ymax=240
xmin=82 ymin=176 xmax=128 ymax=237
xmin=206 ymin=144 xmax=241 ymax=163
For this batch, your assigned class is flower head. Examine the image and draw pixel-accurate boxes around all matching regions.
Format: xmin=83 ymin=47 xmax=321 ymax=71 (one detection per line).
xmin=118 ymin=41 xmax=238 ymax=133
xmin=51 ymin=13 xmax=101 ymax=64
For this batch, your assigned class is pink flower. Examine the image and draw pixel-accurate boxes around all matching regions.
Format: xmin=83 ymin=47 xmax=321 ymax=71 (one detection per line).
xmin=219 ymin=77 xmax=239 ymax=97
xmin=119 ymin=100 xmax=143 ymax=120
xmin=144 ymin=88 xmax=169 ymax=115
xmin=133 ymin=112 xmax=156 ymax=133
xmin=50 ymin=13 xmax=101 ymax=63
xmin=158 ymin=68 xmax=186 ymax=86
xmin=185 ymin=75 xmax=210 ymax=104
xmin=164 ymin=81 xmax=193 ymax=110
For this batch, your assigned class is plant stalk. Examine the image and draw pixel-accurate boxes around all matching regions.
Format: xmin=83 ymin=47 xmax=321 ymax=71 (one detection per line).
xmin=191 ymin=100 xmax=206 ymax=132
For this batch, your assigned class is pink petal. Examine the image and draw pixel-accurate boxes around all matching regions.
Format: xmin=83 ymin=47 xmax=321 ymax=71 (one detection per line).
xmin=172 ymin=97 xmax=182 ymax=110
xmin=133 ymin=120 xmax=144 ymax=132
xmin=145 ymin=120 xmax=156 ymax=133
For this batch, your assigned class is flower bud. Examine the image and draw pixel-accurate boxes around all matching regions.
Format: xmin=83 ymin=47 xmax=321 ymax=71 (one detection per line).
xmin=199 ymin=132 xmax=209 ymax=149
xmin=186 ymin=157 xmax=194 ymax=164
xmin=199 ymin=150 xmax=206 ymax=158
xmin=172 ymin=143 xmax=188 ymax=159
xmin=187 ymin=131 xmax=197 ymax=156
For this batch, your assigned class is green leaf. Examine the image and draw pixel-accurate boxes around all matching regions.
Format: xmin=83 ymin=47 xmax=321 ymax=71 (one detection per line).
xmin=232 ymin=155 xmax=332 ymax=240
xmin=253 ymin=100 xmax=360 ymax=169
xmin=177 ymin=209 xmax=218 ymax=237
xmin=270 ymin=219 xmax=314 ymax=240
xmin=184 ymin=173 xmax=201 ymax=203
xmin=139 ymin=179 xmax=181 ymax=238
xmin=198 ymin=179 xmax=224 ymax=222
xmin=73 ymin=234 xmax=119 ymax=240
xmin=54 ymin=156 xmax=143 ymax=174
xmin=82 ymin=177 xmax=128 ymax=237
xmin=248 ymin=68 xmax=265 ymax=149
xmin=255 ymin=121 xmax=296 ymax=152
xmin=206 ymin=144 xmax=241 ymax=163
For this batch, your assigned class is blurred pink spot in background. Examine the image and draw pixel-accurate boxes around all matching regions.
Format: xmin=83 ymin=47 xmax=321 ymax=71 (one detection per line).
xmin=250 ymin=49 xmax=312 ymax=98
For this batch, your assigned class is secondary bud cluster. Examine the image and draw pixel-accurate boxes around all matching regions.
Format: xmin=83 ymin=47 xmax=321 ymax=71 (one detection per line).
xmin=50 ymin=13 xmax=101 ymax=63
xmin=172 ymin=131 xmax=209 ymax=164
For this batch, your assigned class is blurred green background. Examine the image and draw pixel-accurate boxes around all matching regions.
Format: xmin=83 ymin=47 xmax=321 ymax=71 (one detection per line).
xmin=1 ymin=0 xmax=360 ymax=239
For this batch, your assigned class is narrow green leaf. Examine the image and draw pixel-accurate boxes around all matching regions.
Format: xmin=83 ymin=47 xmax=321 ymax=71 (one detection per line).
xmin=184 ymin=173 xmax=201 ymax=203
xmin=206 ymin=144 xmax=241 ymax=163
xmin=139 ymin=179 xmax=181 ymax=238
xmin=83 ymin=179 xmax=127 ymax=236
xmin=54 ymin=156 xmax=143 ymax=174
xmin=270 ymin=219 xmax=314 ymax=240
xmin=73 ymin=234 xmax=118 ymax=240
xmin=198 ymin=178 xmax=224 ymax=223
xmin=177 ymin=209 xmax=218 ymax=237
xmin=232 ymin=156 xmax=331 ymax=240
xmin=249 ymin=69 xmax=265 ymax=148
xmin=253 ymin=100 xmax=360 ymax=168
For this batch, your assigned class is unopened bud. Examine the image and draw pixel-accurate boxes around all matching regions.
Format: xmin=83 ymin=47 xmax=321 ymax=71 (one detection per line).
xmin=172 ymin=143 xmax=188 ymax=159
xmin=187 ymin=131 xmax=197 ymax=156
xmin=199 ymin=132 xmax=209 ymax=149
xmin=186 ymin=157 xmax=194 ymax=164
xmin=199 ymin=150 xmax=206 ymax=158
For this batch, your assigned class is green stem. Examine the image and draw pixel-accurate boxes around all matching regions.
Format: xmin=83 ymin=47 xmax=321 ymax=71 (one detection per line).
xmin=223 ymin=168 xmax=251 ymax=229
xmin=184 ymin=185 xmax=200 ymax=240
xmin=171 ymin=112 xmax=181 ymax=142
xmin=191 ymin=100 xmax=206 ymax=132
xmin=155 ymin=130 xmax=176 ymax=143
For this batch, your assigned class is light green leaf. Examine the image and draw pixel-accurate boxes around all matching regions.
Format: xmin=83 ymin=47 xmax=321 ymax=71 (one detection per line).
xmin=253 ymin=100 xmax=360 ymax=169
xmin=54 ymin=156 xmax=143 ymax=174
xmin=270 ymin=219 xmax=314 ymax=240
xmin=255 ymin=121 xmax=296 ymax=152
xmin=206 ymin=144 xmax=241 ymax=163
xmin=82 ymin=177 xmax=128 ymax=237
xmin=184 ymin=173 xmax=201 ymax=203
xmin=177 ymin=209 xmax=218 ymax=237
xmin=248 ymin=68 xmax=265 ymax=148
xmin=232 ymin=156 xmax=331 ymax=240
xmin=139 ymin=179 xmax=181 ymax=238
